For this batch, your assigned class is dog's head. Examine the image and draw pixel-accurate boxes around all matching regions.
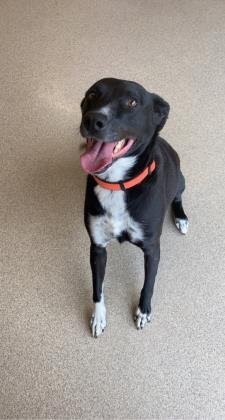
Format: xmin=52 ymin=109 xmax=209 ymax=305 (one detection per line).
xmin=80 ymin=78 xmax=169 ymax=174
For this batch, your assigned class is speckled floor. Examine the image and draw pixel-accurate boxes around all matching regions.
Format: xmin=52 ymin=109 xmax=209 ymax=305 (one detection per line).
xmin=1 ymin=0 xmax=225 ymax=418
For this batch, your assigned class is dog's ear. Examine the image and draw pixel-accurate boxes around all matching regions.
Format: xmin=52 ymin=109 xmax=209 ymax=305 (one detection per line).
xmin=152 ymin=94 xmax=170 ymax=131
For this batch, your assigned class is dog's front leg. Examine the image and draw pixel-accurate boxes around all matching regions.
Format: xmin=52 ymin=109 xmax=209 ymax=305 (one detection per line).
xmin=90 ymin=243 xmax=107 ymax=337
xmin=135 ymin=242 xmax=160 ymax=329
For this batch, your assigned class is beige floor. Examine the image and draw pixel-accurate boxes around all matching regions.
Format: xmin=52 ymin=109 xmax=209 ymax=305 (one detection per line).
xmin=1 ymin=0 xmax=225 ymax=418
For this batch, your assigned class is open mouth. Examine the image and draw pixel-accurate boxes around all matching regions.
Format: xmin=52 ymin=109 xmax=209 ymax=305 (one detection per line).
xmin=80 ymin=137 xmax=134 ymax=174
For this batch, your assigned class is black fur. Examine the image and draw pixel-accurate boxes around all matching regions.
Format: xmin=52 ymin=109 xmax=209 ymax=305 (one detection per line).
xmin=80 ymin=78 xmax=188 ymax=332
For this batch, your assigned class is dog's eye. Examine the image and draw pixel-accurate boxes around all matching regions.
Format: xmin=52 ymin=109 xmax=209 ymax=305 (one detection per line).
xmin=87 ymin=91 xmax=97 ymax=100
xmin=127 ymin=99 xmax=137 ymax=108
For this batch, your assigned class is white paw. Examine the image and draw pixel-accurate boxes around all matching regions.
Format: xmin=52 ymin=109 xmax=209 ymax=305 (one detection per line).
xmin=90 ymin=299 xmax=106 ymax=338
xmin=134 ymin=307 xmax=151 ymax=330
xmin=175 ymin=218 xmax=189 ymax=235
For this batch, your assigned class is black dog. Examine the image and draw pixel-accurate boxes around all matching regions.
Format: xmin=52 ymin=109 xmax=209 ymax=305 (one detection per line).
xmin=80 ymin=78 xmax=188 ymax=337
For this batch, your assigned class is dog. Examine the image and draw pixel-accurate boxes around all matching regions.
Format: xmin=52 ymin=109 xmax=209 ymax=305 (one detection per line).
xmin=79 ymin=78 xmax=188 ymax=337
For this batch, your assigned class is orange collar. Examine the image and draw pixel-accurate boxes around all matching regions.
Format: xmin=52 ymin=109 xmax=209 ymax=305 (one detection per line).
xmin=93 ymin=160 xmax=156 ymax=191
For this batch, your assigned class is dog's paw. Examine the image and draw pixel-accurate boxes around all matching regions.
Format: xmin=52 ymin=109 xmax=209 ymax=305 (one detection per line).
xmin=134 ymin=307 xmax=151 ymax=330
xmin=90 ymin=301 xmax=106 ymax=338
xmin=175 ymin=217 xmax=189 ymax=235
xmin=90 ymin=313 xmax=106 ymax=338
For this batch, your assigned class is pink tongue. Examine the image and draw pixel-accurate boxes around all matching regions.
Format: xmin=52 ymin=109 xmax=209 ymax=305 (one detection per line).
xmin=80 ymin=140 xmax=116 ymax=173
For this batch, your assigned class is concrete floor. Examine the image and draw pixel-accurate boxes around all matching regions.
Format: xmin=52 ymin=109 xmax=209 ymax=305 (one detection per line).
xmin=1 ymin=0 xmax=225 ymax=418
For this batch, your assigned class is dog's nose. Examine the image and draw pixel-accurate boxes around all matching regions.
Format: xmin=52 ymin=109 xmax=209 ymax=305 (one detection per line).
xmin=83 ymin=112 xmax=107 ymax=132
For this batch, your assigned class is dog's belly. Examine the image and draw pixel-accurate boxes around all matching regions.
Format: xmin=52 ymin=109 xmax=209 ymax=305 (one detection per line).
xmin=89 ymin=186 xmax=143 ymax=247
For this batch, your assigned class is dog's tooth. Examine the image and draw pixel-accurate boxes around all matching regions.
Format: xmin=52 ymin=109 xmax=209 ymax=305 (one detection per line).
xmin=113 ymin=139 xmax=125 ymax=154
xmin=113 ymin=142 xmax=120 ymax=153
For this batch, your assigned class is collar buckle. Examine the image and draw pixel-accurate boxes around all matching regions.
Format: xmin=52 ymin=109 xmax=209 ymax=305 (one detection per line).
xmin=93 ymin=160 xmax=156 ymax=191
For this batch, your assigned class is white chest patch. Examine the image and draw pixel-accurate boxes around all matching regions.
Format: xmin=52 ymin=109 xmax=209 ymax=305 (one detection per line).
xmin=89 ymin=157 xmax=144 ymax=247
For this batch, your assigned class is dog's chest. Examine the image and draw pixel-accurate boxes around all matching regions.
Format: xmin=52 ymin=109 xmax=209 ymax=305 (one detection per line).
xmin=89 ymin=186 xmax=143 ymax=247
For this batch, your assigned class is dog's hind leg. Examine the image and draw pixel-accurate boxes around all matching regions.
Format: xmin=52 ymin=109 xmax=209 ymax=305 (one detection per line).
xmin=172 ymin=170 xmax=189 ymax=234
xmin=90 ymin=243 xmax=107 ymax=338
